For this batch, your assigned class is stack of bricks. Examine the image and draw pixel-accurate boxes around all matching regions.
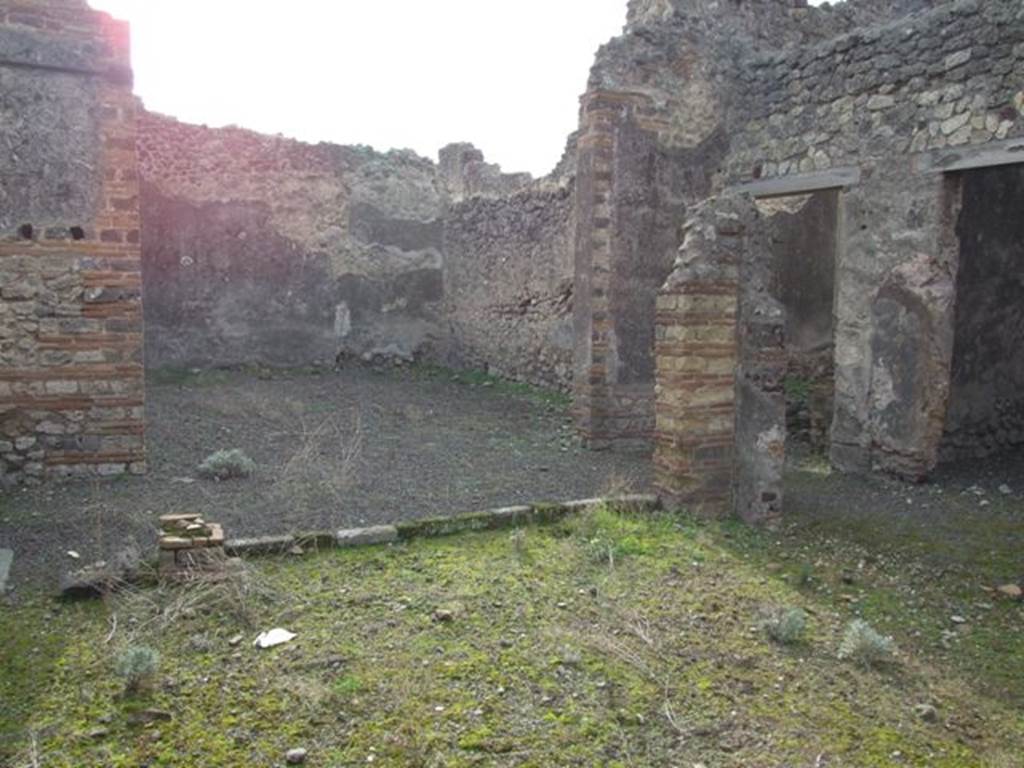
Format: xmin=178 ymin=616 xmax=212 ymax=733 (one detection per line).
xmin=158 ymin=514 xmax=231 ymax=580
xmin=0 ymin=1 xmax=144 ymax=486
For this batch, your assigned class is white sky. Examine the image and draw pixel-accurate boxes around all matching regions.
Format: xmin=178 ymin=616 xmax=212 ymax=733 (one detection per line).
xmin=87 ymin=1 xmax=630 ymax=176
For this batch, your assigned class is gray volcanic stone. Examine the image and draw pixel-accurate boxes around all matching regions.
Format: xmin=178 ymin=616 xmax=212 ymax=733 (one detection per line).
xmin=335 ymin=525 xmax=398 ymax=547
xmin=0 ymin=549 xmax=12 ymax=593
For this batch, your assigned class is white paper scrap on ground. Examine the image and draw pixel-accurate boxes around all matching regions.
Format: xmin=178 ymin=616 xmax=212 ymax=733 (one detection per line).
xmin=254 ymin=628 xmax=296 ymax=648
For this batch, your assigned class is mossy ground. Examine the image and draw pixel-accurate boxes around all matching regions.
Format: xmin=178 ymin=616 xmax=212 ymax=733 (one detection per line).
xmin=2 ymin=502 xmax=1022 ymax=767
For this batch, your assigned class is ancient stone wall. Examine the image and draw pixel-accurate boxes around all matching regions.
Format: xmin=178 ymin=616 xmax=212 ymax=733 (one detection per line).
xmin=572 ymin=62 xmax=727 ymax=450
xmin=138 ymin=114 xmax=578 ymax=388
xmin=627 ymin=0 xmax=940 ymax=46
xmin=138 ymin=113 xmax=447 ymax=368
xmin=654 ymin=199 xmax=742 ymax=514
xmin=441 ymin=179 xmax=575 ymax=389
xmin=0 ymin=0 xmax=144 ymax=486
xmin=571 ymin=0 xmax=930 ymax=451
xmin=438 ymin=143 xmax=533 ymax=202
xmin=648 ymin=0 xmax=1023 ymax=514
xmin=724 ymin=0 xmax=1024 ymax=478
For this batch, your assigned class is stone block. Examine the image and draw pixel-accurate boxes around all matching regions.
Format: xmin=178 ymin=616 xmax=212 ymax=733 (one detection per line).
xmin=335 ymin=525 xmax=399 ymax=548
xmin=224 ymin=535 xmax=296 ymax=556
xmin=0 ymin=549 xmax=12 ymax=593
xmin=158 ymin=536 xmax=192 ymax=550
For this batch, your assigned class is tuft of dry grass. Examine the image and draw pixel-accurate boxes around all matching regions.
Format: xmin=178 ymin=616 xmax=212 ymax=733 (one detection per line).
xmin=268 ymin=412 xmax=363 ymax=532
xmin=110 ymin=558 xmax=282 ymax=642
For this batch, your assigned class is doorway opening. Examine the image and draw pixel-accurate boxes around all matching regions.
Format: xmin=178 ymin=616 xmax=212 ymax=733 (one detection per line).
xmin=756 ymin=189 xmax=840 ymax=469
xmin=940 ymin=163 xmax=1024 ymax=465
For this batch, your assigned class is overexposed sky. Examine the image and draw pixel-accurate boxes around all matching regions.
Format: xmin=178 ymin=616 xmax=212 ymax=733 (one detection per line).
xmin=87 ymin=1 xmax=630 ymax=176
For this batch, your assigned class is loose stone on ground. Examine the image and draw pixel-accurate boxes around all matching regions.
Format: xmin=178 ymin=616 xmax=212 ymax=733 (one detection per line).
xmin=0 ymin=549 xmax=12 ymax=593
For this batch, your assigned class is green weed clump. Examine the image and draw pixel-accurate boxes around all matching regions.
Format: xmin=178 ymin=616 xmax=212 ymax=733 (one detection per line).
xmin=796 ymin=562 xmax=815 ymax=588
xmin=838 ymin=619 xmax=896 ymax=668
xmin=571 ymin=502 xmax=660 ymax=568
xmin=197 ymin=448 xmax=255 ymax=480
xmin=509 ymin=528 xmax=529 ymax=560
xmin=114 ymin=645 xmax=159 ymax=693
xmin=783 ymin=374 xmax=811 ymax=404
xmin=762 ymin=607 xmax=807 ymax=645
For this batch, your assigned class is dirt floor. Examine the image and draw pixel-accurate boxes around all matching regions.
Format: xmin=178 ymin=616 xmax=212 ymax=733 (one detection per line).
xmin=2 ymin=503 xmax=1022 ymax=767
xmin=0 ymin=365 xmax=650 ymax=591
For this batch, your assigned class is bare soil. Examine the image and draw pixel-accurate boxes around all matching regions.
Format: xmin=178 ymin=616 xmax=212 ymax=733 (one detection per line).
xmin=0 ymin=365 xmax=650 ymax=591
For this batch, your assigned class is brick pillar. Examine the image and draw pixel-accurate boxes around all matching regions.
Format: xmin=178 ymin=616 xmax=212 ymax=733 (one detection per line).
xmin=0 ymin=3 xmax=144 ymax=484
xmin=653 ymin=214 xmax=739 ymax=515
xmin=654 ymin=197 xmax=785 ymax=523
xmin=573 ymin=90 xmax=676 ymax=451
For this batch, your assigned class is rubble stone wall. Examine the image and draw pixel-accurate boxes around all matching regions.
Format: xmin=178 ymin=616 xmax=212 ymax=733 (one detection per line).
xmin=649 ymin=0 xmax=1023 ymax=515
xmin=138 ymin=113 xmax=447 ymax=368
xmin=0 ymin=1 xmax=144 ymax=486
xmin=725 ymin=0 xmax=1024 ymax=478
xmin=139 ymin=113 xmax=576 ymax=390
xmin=441 ymin=180 xmax=575 ymax=389
xmin=571 ymin=0 xmax=935 ymax=451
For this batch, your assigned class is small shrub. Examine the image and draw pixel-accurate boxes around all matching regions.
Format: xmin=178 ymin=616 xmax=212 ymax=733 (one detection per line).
xmin=509 ymin=528 xmax=528 ymax=559
xmin=783 ymin=374 xmax=811 ymax=404
xmin=762 ymin=607 xmax=807 ymax=645
xmin=332 ymin=674 xmax=363 ymax=698
xmin=586 ymin=536 xmax=617 ymax=567
xmin=796 ymin=562 xmax=814 ymax=588
xmin=197 ymin=448 xmax=255 ymax=480
xmin=115 ymin=645 xmax=159 ymax=692
xmin=574 ymin=503 xmax=653 ymax=568
xmin=838 ymin=619 xmax=896 ymax=668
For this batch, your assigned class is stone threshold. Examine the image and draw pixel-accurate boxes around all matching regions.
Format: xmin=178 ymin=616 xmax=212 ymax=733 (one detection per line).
xmin=224 ymin=494 xmax=662 ymax=557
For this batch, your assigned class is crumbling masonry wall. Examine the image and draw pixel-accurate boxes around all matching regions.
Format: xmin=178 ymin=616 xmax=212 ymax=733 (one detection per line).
xmin=138 ymin=113 xmax=447 ymax=368
xmin=137 ymin=116 xmax=577 ymax=389
xmin=0 ymin=1 xmax=144 ymax=486
xmin=651 ymin=0 xmax=1023 ymax=515
xmin=572 ymin=0 xmax=941 ymax=451
xmin=441 ymin=178 xmax=575 ymax=389
xmin=724 ymin=0 xmax=1024 ymax=479
xmin=654 ymin=196 xmax=786 ymax=523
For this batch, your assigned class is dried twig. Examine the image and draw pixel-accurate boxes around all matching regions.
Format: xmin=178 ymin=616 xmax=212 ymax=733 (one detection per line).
xmin=628 ymin=615 xmax=654 ymax=647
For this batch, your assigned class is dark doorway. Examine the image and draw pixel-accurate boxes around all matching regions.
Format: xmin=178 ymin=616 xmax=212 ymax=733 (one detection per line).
xmin=757 ymin=190 xmax=840 ymax=463
xmin=941 ymin=163 xmax=1024 ymax=463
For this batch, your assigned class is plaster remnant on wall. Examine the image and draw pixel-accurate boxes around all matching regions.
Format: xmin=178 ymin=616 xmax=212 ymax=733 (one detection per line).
xmin=333 ymin=303 xmax=352 ymax=339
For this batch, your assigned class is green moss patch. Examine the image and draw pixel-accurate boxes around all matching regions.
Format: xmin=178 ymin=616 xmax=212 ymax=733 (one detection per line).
xmin=2 ymin=504 xmax=1022 ymax=766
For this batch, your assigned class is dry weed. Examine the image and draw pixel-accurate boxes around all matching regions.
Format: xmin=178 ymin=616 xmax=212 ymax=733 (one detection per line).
xmin=268 ymin=412 xmax=363 ymax=531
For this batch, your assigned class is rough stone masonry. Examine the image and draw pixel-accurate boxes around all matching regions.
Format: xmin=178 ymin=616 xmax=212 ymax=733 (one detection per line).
xmin=2 ymin=0 xmax=1023 ymax=527
xmin=641 ymin=0 xmax=1024 ymax=519
xmin=1 ymin=0 xmax=143 ymax=486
